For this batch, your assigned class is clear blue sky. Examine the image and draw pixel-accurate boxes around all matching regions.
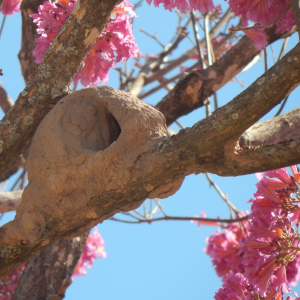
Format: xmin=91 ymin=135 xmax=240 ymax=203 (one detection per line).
xmin=0 ymin=1 xmax=299 ymax=299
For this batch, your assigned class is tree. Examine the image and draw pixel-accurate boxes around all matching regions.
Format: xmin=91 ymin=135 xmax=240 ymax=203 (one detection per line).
xmin=0 ymin=0 xmax=300 ymax=298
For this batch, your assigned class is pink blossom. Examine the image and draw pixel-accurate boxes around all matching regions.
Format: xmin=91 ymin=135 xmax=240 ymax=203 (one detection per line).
xmin=191 ymin=211 xmax=219 ymax=229
xmin=242 ymin=28 xmax=267 ymax=50
xmin=31 ymin=0 xmax=138 ymax=87
xmin=271 ymin=265 xmax=291 ymax=294
xmin=287 ymin=292 xmax=300 ymax=300
xmin=290 ymin=165 xmax=299 ymax=177
xmin=264 ymin=168 xmax=292 ymax=185
xmin=255 ymin=177 xmax=282 ymax=204
xmin=286 ymin=253 xmax=300 ymax=287
xmin=189 ymin=0 xmax=215 ymax=13
xmin=72 ymin=227 xmax=106 ymax=279
xmin=147 ymin=0 xmax=215 ymax=13
xmin=214 ymin=271 xmax=253 ymax=300
xmin=205 ymin=221 xmax=248 ymax=277
xmin=289 ymin=203 xmax=300 ymax=225
xmin=247 ymin=0 xmax=271 ymax=25
xmin=174 ymin=0 xmax=190 ymax=10
xmin=1 ymin=0 xmax=21 ymax=15
xmin=0 ymin=263 xmax=26 ymax=299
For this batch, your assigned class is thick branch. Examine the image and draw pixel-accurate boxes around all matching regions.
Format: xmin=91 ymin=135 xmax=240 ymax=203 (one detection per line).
xmin=0 ymin=41 xmax=300 ymax=275
xmin=240 ymin=107 xmax=300 ymax=146
xmin=155 ymin=28 xmax=296 ymax=126
xmin=11 ymin=232 xmax=89 ymax=300
xmin=0 ymin=83 xmax=23 ymax=181
xmin=290 ymin=0 xmax=300 ymax=39
xmin=0 ymin=0 xmax=120 ymax=178
xmin=18 ymin=0 xmax=45 ymax=84
xmin=0 ymin=82 xmax=13 ymax=114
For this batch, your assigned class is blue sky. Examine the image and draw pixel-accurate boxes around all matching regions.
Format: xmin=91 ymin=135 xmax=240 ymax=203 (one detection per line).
xmin=0 ymin=0 xmax=300 ymax=299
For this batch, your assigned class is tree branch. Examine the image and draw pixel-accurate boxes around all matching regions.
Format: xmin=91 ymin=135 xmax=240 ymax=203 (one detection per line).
xmin=0 ymin=83 xmax=24 ymax=182
xmin=110 ymin=215 xmax=248 ymax=224
xmin=290 ymin=0 xmax=300 ymax=39
xmin=240 ymin=107 xmax=300 ymax=146
xmin=0 ymin=191 xmax=22 ymax=213
xmin=11 ymin=231 xmax=89 ymax=300
xmin=129 ymin=8 xmax=232 ymax=96
xmin=18 ymin=0 xmax=45 ymax=85
xmin=0 ymin=0 xmax=120 ymax=178
xmin=0 ymin=82 xmax=13 ymax=114
xmin=1 ymin=40 xmax=300 ymax=276
xmin=155 ymin=28 xmax=296 ymax=126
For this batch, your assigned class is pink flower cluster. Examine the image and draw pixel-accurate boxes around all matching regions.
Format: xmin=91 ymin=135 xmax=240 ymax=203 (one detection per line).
xmin=146 ymin=0 xmax=215 ymax=14
xmin=0 ymin=263 xmax=26 ymax=300
xmin=231 ymin=0 xmax=295 ymax=50
xmin=1 ymin=0 xmax=21 ymax=15
xmin=31 ymin=0 xmax=138 ymax=86
xmin=0 ymin=227 xmax=105 ymax=298
xmin=205 ymin=214 xmax=249 ymax=277
xmin=207 ymin=166 xmax=300 ymax=300
xmin=146 ymin=0 xmax=294 ymax=51
xmin=72 ymin=227 xmax=106 ymax=279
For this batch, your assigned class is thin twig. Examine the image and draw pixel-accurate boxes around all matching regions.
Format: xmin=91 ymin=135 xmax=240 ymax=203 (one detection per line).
xmin=175 ymin=120 xmax=185 ymax=129
xmin=110 ymin=215 xmax=249 ymax=224
xmin=133 ymin=209 xmax=146 ymax=218
xmin=205 ymin=173 xmax=240 ymax=214
xmin=0 ymin=16 xmax=6 ymax=42
xmin=139 ymin=29 xmax=165 ymax=48
xmin=213 ymin=92 xmax=218 ymax=110
xmin=143 ymin=201 xmax=148 ymax=218
xmin=269 ymin=45 xmax=276 ymax=64
xmin=10 ymin=168 xmax=26 ymax=191
xmin=191 ymin=10 xmax=204 ymax=70
xmin=119 ymin=211 xmax=142 ymax=221
xmin=278 ymin=37 xmax=289 ymax=60
xmin=234 ymin=76 xmax=244 ymax=87
xmin=263 ymin=48 xmax=268 ymax=72
xmin=204 ymin=13 xmax=213 ymax=66
xmin=150 ymin=199 xmax=153 ymax=218
xmin=154 ymin=198 xmax=168 ymax=217
xmin=274 ymin=95 xmax=289 ymax=117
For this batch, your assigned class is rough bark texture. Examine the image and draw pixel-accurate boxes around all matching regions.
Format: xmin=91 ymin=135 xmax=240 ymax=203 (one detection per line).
xmin=0 ymin=0 xmax=120 ymax=178
xmin=11 ymin=232 xmax=89 ymax=300
xmin=8 ymin=1 xmax=119 ymax=298
xmin=18 ymin=0 xmax=44 ymax=85
xmin=1 ymin=40 xmax=300 ymax=276
xmin=155 ymin=28 xmax=295 ymax=126
xmin=0 ymin=82 xmax=24 ymax=181
xmin=0 ymin=82 xmax=14 ymax=114
xmin=240 ymin=107 xmax=300 ymax=146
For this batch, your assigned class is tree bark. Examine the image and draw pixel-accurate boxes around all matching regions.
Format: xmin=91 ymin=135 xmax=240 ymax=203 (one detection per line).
xmin=155 ymin=28 xmax=295 ymax=126
xmin=240 ymin=107 xmax=300 ymax=147
xmin=18 ymin=0 xmax=45 ymax=85
xmin=11 ymin=232 xmax=89 ymax=300
xmin=1 ymin=39 xmax=300 ymax=276
xmin=0 ymin=0 xmax=120 ymax=178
